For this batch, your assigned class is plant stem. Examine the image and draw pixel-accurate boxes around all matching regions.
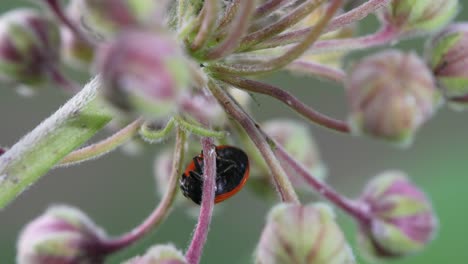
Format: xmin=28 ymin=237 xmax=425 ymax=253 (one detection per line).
xmin=203 ymin=0 xmax=255 ymax=60
xmin=0 ymin=76 xmax=113 ymax=209
xmin=287 ymin=60 xmax=346 ymax=83
xmin=254 ymin=0 xmax=288 ymax=18
xmin=218 ymin=76 xmax=350 ymax=133
xmin=240 ymin=0 xmax=326 ymax=50
xmin=175 ymin=116 xmax=227 ymax=139
xmin=58 ymin=118 xmax=144 ymax=166
xmin=210 ymin=0 xmax=341 ymax=75
xmin=208 ymin=80 xmax=299 ymax=203
xmin=274 ymin=141 xmax=371 ymax=225
xmin=100 ymin=128 xmax=187 ymax=253
xmin=190 ymin=0 xmax=219 ymax=51
xmin=185 ymin=137 xmax=216 ymax=264
xmin=139 ymin=118 xmax=176 ymax=143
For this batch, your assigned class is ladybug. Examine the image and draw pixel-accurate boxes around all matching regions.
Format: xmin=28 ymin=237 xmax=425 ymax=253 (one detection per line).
xmin=180 ymin=145 xmax=250 ymax=205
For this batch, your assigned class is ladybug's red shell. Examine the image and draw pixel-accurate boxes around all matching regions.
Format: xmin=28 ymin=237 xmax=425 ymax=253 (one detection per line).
xmin=180 ymin=145 xmax=250 ymax=205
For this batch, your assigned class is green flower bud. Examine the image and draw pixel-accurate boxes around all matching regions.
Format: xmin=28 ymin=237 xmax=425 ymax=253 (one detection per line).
xmin=96 ymin=31 xmax=190 ymax=120
xmin=357 ymin=171 xmax=438 ymax=260
xmin=346 ymin=50 xmax=441 ymax=146
xmin=381 ymin=0 xmax=459 ymax=36
xmin=125 ymin=244 xmax=187 ymax=264
xmin=256 ymin=203 xmax=356 ymax=264
xmin=425 ymin=22 xmax=468 ymax=110
xmin=79 ymin=0 xmax=163 ymax=39
xmin=0 ymin=9 xmax=60 ymax=86
xmin=17 ymin=205 xmax=108 ymax=264
xmin=263 ymin=119 xmax=326 ymax=191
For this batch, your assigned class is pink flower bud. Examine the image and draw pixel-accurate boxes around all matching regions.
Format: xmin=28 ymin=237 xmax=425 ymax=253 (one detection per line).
xmin=0 ymin=9 xmax=60 ymax=86
xmin=425 ymin=22 xmax=468 ymax=110
xmin=96 ymin=31 xmax=190 ymax=120
xmin=125 ymin=244 xmax=187 ymax=264
xmin=346 ymin=50 xmax=441 ymax=146
xmin=256 ymin=203 xmax=356 ymax=264
xmin=17 ymin=205 xmax=108 ymax=264
xmin=357 ymin=171 xmax=438 ymax=260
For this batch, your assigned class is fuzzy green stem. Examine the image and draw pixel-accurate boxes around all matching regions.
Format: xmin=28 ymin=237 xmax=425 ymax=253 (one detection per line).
xmin=209 ymin=0 xmax=342 ymax=75
xmin=139 ymin=118 xmax=176 ymax=143
xmin=0 ymin=76 xmax=113 ymax=209
xmin=208 ymin=80 xmax=299 ymax=203
xmin=175 ymin=116 xmax=227 ymax=139
xmin=58 ymin=118 xmax=144 ymax=167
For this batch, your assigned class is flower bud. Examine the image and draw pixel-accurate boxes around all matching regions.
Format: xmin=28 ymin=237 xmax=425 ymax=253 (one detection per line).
xmin=346 ymin=50 xmax=441 ymax=146
xmin=263 ymin=119 xmax=326 ymax=191
xmin=79 ymin=0 xmax=162 ymax=39
xmin=381 ymin=0 xmax=459 ymax=36
xmin=357 ymin=171 xmax=437 ymax=260
xmin=256 ymin=203 xmax=356 ymax=264
xmin=0 ymin=9 xmax=60 ymax=86
xmin=61 ymin=0 xmax=95 ymax=70
xmin=17 ymin=205 xmax=108 ymax=264
xmin=96 ymin=31 xmax=190 ymax=120
xmin=125 ymin=244 xmax=187 ymax=264
xmin=425 ymin=23 xmax=468 ymax=110
xmin=0 ymin=147 xmax=6 ymax=156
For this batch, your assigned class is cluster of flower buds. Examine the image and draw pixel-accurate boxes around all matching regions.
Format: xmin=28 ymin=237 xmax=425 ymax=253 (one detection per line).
xmin=124 ymin=244 xmax=187 ymax=264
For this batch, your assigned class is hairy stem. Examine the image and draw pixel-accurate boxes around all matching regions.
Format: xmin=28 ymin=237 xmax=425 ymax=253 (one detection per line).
xmin=204 ymin=0 xmax=255 ymax=60
xmin=185 ymin=137 xmax=216 ymax=264
xmin=274 ymin=142 xmax=371 ymax=225
xmin=175 ymin=116 xmax=227 ymax=139
xmin=190 ymin=0 xmax=219 ymax=51
xmin=287 ymin=60 xmax=346 ymax=83
xmin=100 ymin=128 xmax=187 ymax=253
xmin=210 ymin=0 xmax=342 ymax=75
xmin=139 ymin=118 xmax=176 ymax=143
xmin=218 ymin=76 xmax=350 ymax=133
xmin=0 ymin=76 xmax=113 ymax=209
xmin=254 ymin=0 xmax=289 ymax=18
xmin=208 ymin=80 xmax=299 ymax=203
xmin=58 ymin=118 xmax=144 ymax=166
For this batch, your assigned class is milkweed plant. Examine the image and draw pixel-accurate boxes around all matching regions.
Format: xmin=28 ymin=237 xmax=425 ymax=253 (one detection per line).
xmin=0 ymin=0 xmax=466 ymax=263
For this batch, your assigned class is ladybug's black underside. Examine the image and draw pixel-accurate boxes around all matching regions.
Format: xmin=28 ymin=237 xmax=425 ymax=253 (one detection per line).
xmin=180 ymin=147 xmax=249 ymax=205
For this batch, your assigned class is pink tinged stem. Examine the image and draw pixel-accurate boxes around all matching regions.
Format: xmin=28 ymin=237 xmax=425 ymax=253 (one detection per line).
xmin=287 ymin=60 xmax=346 ymax=83
xmin=253 ymin=23 xmax=398 ymax=52
xmin=208 ymin=80 xmax=300 ymax=203
xmin=185 ymin=137 xmax=217 ymax=264
xmin=211 ymin=0 xmax=342 ymax=75
xmin=450 ymin=94 xmax=468 ymax=103
xmin=327 ymin=0 xmax=392 ymax=32
xmin=274 ymin=142 xmax=372 ymax=225
xmin=254 ymin=0 xmax=289 ymax=18
xmin=47 ymin=64 xmax=81 ymax=93
xmin=98 ymin=128 xmax=187 ymax=254
xmin=203 ymin=0 xmax=255 ymax=60
xmin=218 ymin=76 xmax=350 ymax=133
xmin=190 ymin=0 xmax=219 ymax=51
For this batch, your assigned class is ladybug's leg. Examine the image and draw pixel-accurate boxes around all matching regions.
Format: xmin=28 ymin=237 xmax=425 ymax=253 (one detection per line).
xmin=189 ymin=170 xmax=203 ymax=181
xmin=193 ymin=157 xmax=203 ymax=172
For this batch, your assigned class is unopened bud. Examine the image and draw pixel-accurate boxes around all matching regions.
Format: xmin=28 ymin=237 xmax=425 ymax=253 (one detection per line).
xmin=0 ymin=9 xmax=60 ymax=86
xmin=346 ymin=50 xmax=441 ymax=146
xmin=425 ymin=22 xmax=468 ymax=110
xmin=79 ymin=0 xmax=162 ymax=39
xmin=381 ymin=0 xmax=459 ymax=36
xmin=96 ymin=31 xmax=190 ymax=120
xmin=17 ymin=205 xmax=107 ymax=264
xmin=256 ymin=203 xmax=356 ymax=264
xmin=179 ymin=92 xmax=225 ymax=126
xmin=125 ymin=244 xmax=187 ymax=264
xmin=357 ymin=171 xmax=437 ymax=260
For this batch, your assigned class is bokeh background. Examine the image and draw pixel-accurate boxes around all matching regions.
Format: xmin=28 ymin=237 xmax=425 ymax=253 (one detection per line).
xmin=1 ymin=1 xmax=467 ymax=263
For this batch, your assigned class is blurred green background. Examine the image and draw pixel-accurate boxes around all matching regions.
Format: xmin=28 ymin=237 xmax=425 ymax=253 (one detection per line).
xmin=1 ymin=1 xmax=468 ymax=263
